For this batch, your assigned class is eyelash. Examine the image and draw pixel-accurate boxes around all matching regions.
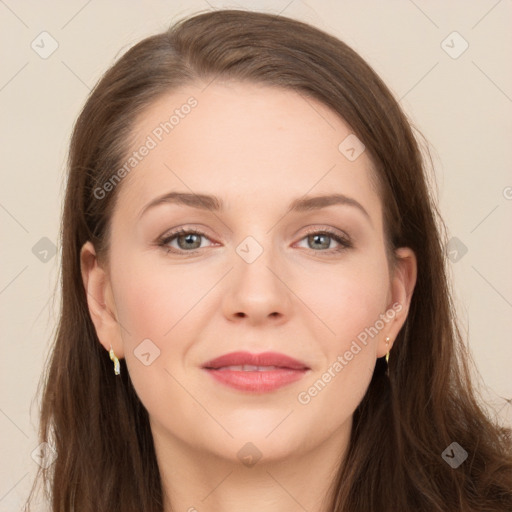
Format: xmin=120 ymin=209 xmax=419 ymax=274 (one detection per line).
xmin=157 ymin=226 xmax=352 ymax=257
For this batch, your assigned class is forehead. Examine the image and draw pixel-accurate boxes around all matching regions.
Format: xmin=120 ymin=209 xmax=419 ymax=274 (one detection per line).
xmin=116 ymin=81 xmax=380 ymax=220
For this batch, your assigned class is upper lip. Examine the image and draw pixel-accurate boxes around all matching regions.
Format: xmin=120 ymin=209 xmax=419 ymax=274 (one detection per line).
xmin=202 ymin=351 xmax=310 ymax=370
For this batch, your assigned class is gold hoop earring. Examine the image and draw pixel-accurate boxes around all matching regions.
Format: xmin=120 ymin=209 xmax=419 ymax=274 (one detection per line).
xmin=109 ymin=344 xmax=120 ymax=376
xmin=385 ymin=336 xmax=390 ymax=364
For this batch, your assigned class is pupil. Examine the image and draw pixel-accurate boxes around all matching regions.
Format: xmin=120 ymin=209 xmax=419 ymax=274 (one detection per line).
xmin=179 ymin=233 xmax=200 ymax=249
xmin=310 ymin=234 xmax=329 ymax=250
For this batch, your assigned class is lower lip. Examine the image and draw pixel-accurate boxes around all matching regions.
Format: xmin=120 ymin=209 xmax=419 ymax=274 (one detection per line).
xmin=203 ymin=368 xmax=309 ymax=392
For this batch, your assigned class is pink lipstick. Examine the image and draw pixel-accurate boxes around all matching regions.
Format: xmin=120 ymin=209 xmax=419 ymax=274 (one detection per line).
xmin=201 ymin=351 xmax=310 ymax=392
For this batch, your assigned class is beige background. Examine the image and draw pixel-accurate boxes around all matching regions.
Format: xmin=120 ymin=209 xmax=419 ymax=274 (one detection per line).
xmin=1 ymin=1 xmax=511 ymax=509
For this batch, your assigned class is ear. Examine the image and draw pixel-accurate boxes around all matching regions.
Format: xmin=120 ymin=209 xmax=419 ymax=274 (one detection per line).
xmin=80 ymin=241 xmax=124 ymax=358
xmin=376 ymin=246 xmax=417 ymax=358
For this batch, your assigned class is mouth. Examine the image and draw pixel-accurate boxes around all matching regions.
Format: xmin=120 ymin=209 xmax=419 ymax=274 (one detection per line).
xmin=201 ymin=351 xmax=310 ymax=392
xmin=202 ymin=350 xmax=310 ymax=370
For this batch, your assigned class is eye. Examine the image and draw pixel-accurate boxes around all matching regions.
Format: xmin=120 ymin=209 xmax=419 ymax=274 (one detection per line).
xmin=158 ymin=228 xmax=214 ymax=254
xmin=295 ymin=227 xmax=352 ymax=254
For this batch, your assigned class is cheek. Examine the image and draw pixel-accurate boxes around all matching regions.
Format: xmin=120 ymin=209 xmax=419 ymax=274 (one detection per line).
xmin=110 ymin=252 xmax=215 ymax=342
xmin=297 ymin=256 xmax=389 ymax=345
xmin=295 ymin=264 xmax=387 ymax=421
xmin=109 ymin=254 xmax=207 ymax=416
xmin=294 ymin=255 xmax=388 ymax=405
xmin=109 ymin=251 xmax=224 ymax=398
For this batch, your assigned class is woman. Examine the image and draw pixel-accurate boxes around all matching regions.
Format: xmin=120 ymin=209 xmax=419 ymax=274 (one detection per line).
xmin=25 ymin=8 xmax=512 ymax=512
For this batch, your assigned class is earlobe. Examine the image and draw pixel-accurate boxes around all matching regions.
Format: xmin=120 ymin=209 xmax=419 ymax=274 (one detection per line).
xmin=80 ymin=241 xmax=124 ymax=357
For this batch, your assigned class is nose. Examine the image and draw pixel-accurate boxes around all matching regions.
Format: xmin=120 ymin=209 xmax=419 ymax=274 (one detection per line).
xmin=221 ymin=239 xmax=292 ymax=326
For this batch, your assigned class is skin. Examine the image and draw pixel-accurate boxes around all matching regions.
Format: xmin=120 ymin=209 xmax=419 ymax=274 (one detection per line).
xmin=81 ymin=81 xmax=417 ymax=512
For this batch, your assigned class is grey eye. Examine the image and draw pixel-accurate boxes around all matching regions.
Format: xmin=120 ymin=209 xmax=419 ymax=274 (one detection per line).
xmin=307 ymin=233 xmax=332 ymax=250
xmin=176 ymin=232 xmax=203 ymax=250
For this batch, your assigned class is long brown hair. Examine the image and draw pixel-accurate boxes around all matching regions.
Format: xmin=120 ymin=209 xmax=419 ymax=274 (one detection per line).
xmin=25 ymin=9 xmax=512 ymax=511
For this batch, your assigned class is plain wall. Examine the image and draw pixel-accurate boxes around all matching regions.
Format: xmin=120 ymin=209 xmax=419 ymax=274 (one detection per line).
xmin=1 ymin=1 xmax=511 ymax=510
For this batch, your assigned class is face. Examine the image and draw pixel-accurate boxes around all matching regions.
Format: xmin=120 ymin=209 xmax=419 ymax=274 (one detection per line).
xmin=82 ymin=81 xmax=415 ymax=464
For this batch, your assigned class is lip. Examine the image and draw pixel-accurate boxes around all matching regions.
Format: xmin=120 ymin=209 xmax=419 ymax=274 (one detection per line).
xmin=202 ymin=351 xmax=309 ymax=370
xmin=201 ymin=351 xmax=310 ymax=393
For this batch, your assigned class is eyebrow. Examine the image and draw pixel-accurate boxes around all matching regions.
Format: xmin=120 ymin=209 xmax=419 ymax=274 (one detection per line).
xmin=138 ymin=191 xmax=372 ymax=224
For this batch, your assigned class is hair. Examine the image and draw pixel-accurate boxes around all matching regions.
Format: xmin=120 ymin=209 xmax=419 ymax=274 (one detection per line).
xmin=25 ymin=8 xmax=512 ymax=512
